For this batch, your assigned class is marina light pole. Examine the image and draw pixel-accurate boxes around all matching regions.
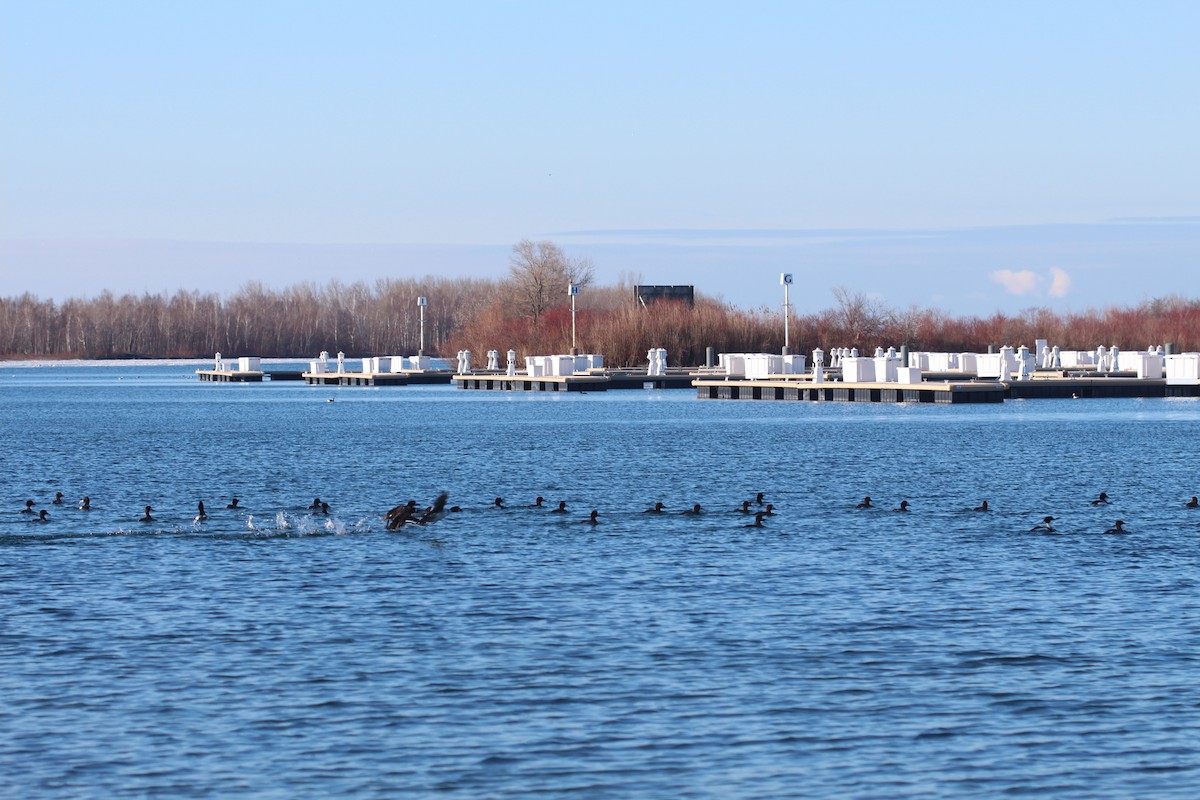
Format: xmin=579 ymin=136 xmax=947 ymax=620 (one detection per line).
xmin=417 ymin=296 xmax=427 ymax=356
xmin=780 ymin=273 xmax=793 ymax=354
xmin=568 ymin=283 xmax=580 ymax=355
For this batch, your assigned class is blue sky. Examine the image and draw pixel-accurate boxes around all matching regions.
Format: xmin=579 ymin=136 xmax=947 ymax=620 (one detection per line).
xmin=2 ymin=1 xmax=1197 ymax=314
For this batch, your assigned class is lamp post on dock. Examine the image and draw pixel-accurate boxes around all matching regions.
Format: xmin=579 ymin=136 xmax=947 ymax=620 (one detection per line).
xmin=780 ymin=273 xmax=793 ymax=355
xmin=568 ymin=283 xmax=580 ymax=355
xmin=417 ymin=296 xmax=427 ymax=356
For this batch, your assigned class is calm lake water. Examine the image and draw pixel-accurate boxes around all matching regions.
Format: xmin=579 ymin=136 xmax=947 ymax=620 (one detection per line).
xmin=3 ymin=361 xmax=1200 ymax=798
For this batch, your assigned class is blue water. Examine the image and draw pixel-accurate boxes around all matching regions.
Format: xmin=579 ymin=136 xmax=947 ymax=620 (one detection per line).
xmin=3 ymin=361 xmax=1200 ymax=798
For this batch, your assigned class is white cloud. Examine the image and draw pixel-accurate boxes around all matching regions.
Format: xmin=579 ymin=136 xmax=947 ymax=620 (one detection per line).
xmin=1048 ymin=267 xmax=1072 ymax=297
xmin=990 ymin=269 xmax=1041 ymax=295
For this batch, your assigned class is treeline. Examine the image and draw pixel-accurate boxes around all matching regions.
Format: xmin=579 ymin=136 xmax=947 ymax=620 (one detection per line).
xmin=0 ymin=277 xmax=499 ymax=359
xmin=4 ymin=277 xmax=1200 ymax=365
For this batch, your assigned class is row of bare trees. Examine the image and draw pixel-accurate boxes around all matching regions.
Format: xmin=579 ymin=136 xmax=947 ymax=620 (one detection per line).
xmin=3 ymin=240 xmax=1199 ymax=362
xmin=0 ymin=278 xmax=500 ymax=359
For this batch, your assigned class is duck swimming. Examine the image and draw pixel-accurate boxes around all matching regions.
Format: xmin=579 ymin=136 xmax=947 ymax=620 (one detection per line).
xmin=308 ymin=498 xmax=322 ymax=511
xmin=893 ymin=500 xmax=910 ymax=512
xmin=754 ymin=492 xmax=766 ymax=505
xmin=682 ymin=504 xmax=702 ymax=515
xmin=78 ymin=496 xmax=91 ymax=511
xmin=1104 ymin=519 xmax=1128 ymax=534
xmin=528 ymin=496 xmax=545 ymax=508
xmin=30 ymin=509 xmax=49 ymax=523
xmin=584 ymin=510 xmax=599 ymax=525
xmin=1187 ymin=497 xmax=1199 ymax=509
xmin=974 ymin=500 xmax=989 ymax=512
xmin=52 ymin=492 xmax=65 ymax=505
xmin=856 ymin=496 xmax=872 ymax=509
xmin=226 ymin=497 xmax=240 ymax=509
xmin=550 ymin=501 xmax=568 ymax=514
xmin=195 ymin=501 xmax=207 ymax=522
xmin=1030 ymin=515 xmax=1056 ymax=532
xmin=19 ymin=499 xmax=34 ymax=514
xmin=139 ymin=505 xmax=154 ymax=523
xmin=734 ymin=500 xmax=752 ymax=514
xmin=745 ymin=511 xmax=768 ymax=528
xmin=1091 ymin=492 xmax=1110 ymax=506
xmin=492 ymin=497 xmax=505 ymax=509
xmin=644 ymin=502 xmax=666 ymax=514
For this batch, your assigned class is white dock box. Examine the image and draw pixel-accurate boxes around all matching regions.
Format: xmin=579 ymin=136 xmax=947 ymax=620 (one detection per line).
xmin=308 ymin=361 xmax=327 ymax=374
xmin=897 ymin=367 xmax=922 ymax=384
xmin=237 ymin=357 xmax=261 ymax=372
xmin=1059 ymin=351 xmax=1094 ymax=368
xmin=1166 ymin=354 xmax=1200 ymax=384
xmin=975 ymin=354 xmax=1003 ymax=379
xmin=842 ymin=357 xmax=875 ymax=383
xmin=549 ymin=355 xmax=575 ymax=376
xmin=783 ymin=354 xmax=808 ymax=374
xmin=743 ymin=354 xmax=780 ymax=379
xmin=873 ymin=356 xmax=899 ymax=382
xmin=1135 ymin=354 xmax=1164 ymax=379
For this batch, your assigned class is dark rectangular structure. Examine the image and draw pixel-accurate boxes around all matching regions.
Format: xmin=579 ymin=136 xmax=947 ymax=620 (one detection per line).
xmin=635 ymin=285 xmax=694 ymax=307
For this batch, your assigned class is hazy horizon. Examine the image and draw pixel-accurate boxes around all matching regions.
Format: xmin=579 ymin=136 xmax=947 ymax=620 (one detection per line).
xmin=4 ymin=218 xmax=1198 ymax=316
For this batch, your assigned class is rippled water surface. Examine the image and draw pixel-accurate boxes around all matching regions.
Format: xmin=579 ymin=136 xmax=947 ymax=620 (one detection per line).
xmin=3 ymin=361 xmax=1200 ymax=798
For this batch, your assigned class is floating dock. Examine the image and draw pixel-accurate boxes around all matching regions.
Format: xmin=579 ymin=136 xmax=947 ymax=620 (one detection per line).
xmin=454 ymin=369 xmax=696 ymax=392
xmin=1004 ymin=376 xmax=1200 ymax=399
xmin=695 ymin=375 xmax=1200 ymax=403
xmin=196 ymin=368 xmax=305 ymax=382
xmin=302 ymin=370 xmax=454 ymax=387
xmin=455 ymin=374 xmax=608 ymax=392
xmin=694 ymin=378 xmax=1005 ymax=403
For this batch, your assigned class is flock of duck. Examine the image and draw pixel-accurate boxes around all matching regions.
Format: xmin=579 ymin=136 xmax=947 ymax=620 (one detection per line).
xmin=11 ymin=489 xmax=1188 ymax=535
xmin=14 ymin=494 xmax=329 ymax=528
xmin=385 ymin=492 xmax=773 ymax=529
xmin=850 ymin=491 xmax=1153 ymax=534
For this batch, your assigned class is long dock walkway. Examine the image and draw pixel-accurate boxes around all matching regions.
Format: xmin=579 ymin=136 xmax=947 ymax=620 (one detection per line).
xmin=694 ymin=374 xmax=1200 ymax=403
xmin=1005 ymin=376 xmax=1200 ymax=399
xmin=302 ymin=370 xmax=454 ymax=386
xmin=197 ymin=368 xmax=305 ymax=382
xmin=454 ymin=369 xmax=697 ymax=392
xmin=694 ymin=378 xmax=1005 ymax=403
xmin=198 ymin=362 xmax=1200 ymax=401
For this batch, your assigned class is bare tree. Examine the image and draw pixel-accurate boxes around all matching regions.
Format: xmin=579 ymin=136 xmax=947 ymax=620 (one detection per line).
xmin=506 ymin=239 xmax=594 ymax=323
xmin=831 ymin=285 xmax=891 ymax=347
xmin=566 ymin=254 xmax=596 ymax=289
